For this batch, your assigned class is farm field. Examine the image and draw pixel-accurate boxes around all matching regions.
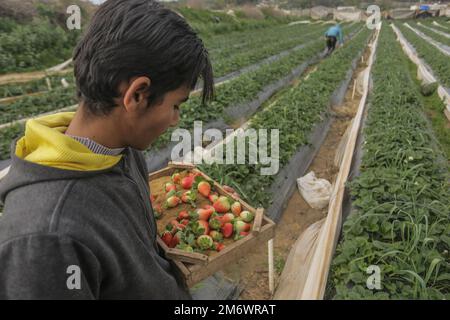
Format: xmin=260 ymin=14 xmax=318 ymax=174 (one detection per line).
xmin=0 ymin=2 xmax=449 ymax=301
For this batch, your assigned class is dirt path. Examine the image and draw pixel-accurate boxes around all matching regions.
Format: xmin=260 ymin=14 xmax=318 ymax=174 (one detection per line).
xmin=220 ymin=47 xmax=371 ymax=300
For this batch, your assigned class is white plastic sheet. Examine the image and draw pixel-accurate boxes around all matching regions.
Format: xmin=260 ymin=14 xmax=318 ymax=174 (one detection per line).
xmin=297 ymin=171 xmax=332 ymax=210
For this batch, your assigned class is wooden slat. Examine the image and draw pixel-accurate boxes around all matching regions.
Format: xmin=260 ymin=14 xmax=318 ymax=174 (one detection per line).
xmin=252 ymin=208 xmax=264 ymax=234
xmin=166 ymin=249 xmax=209 ymax=265
xmin=148 ymin=167 xmax=175 ymax=180
xmin=186 ymin=223 xmax=276 ymax=286
xmin=168 ymin=161 xmax=195 ymax=169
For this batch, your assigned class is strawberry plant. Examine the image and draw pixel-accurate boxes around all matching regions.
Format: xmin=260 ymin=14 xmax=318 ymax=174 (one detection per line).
xmin=329 ymin=25 xmax=450 ymax=300
xmin=0 ymin=87 xmax=77 ymax=125
xmin=396 ymin=23 xmax=450 ymax=87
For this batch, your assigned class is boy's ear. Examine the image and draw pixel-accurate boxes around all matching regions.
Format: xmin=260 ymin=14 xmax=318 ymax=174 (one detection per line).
xmin=123 ymin=76 xmax=151 ymax=112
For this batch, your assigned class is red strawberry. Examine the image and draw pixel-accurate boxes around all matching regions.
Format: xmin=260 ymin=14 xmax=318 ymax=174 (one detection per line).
xmin=221 ymin=222 xmax=233 ymax=238
xmin=181 ymin=175 xmax=194 ymax=189
xmin=152 ymin=203 xmax=163 ymax=219
xmin=208 ymin=193 xmax=219 ymax=203
xmin=165 ymin=196 xmax=180 ymax=208
xmin=160 ymin=231 xmax=172 ymax=247
xmin=190 ymin=208 xmax=212 ymax=221
xmin=195 ymin=220 xmax=210 ymax=236
xmin=177 ymin=210 xmax=189 ymax=221
xmin=181 ymin=190 xmax=196 ymax=204
xmin=180 ymin=219 xmax=189 ymax=226
xmin=213 ymin=196 xmax=231 ymax=213
xmin=169 ymin=231 xmax=181 ymax=248
xmin=202 ymin=204 xmax=216 ymax=215
xmin=221 ymin=213 xmax=235 ymax=224
xmin=214 ymin=242 xmax=225 ymax=252
xmin=150 ymin=194 xmax=157 ymax=204
xmin=165 ymin=182 xmax=176 ymax=193
xmin=171 ymin=173 xmax=181 ymax=184
xmin=239 ymin=231 xmax=249 ymax=237
xmin=197 ymin=181 xmax=211 ymax=197
xmin=231 ymin=202 xmax=242 ymax=216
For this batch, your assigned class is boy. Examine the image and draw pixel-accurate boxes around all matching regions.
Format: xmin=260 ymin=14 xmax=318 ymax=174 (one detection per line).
xmin=0 ymin=0 xmax=213 ymax=299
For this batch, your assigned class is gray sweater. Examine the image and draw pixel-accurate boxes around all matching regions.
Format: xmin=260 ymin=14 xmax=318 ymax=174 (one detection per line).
xmin=0 ymin=141 xmax=191 ymax=300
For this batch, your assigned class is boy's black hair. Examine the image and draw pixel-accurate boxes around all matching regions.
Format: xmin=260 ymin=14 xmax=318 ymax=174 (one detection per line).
xmin=73 ymin=0 xmax=214 ymax=115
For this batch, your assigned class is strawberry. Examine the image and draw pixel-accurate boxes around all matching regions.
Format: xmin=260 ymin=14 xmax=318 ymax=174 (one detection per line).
xmin=190 ymin=208 xmax=212 ymax=221
xmin=177 ymin=210 xmax=189 ymax=221
xmin=197 ymin=235 xmax=214 ymax=250
xmin=193 ymin=220 xmax=210 ymax=236
xmin=213 ymin=196 xmax=231 ymax=213
xmin=221 ymin=213 xmax=235 ymax=224
xmin=179 ymin=219 xmax=190 ymax=226
xmin=214 ymin=242 xmax=225 ymax=252
xmin=165 ymin=196 xmax=180 ymax=208
xmin=234 ymin=220 xmax=251 ymax=233
xmin=231 ymin=202 xmax=242 ymax=216
xmin=209 ymin=217 xmax=222 ymax=230
xmin=165 ymin=182 xmax=176 ymax=193
xmin=240 ymin=210 xmax=254 ymax=223
xmin=169 ymin=231 xmax=182 ymax=248
xmin=239 ymin=231 xmax=249 ymax=237
xmin=221 ymin=222 xmax=233 ymax=238
xmin=208 ymin=193 xmax=219 ymax=203
xmin=209 ymin=230 xmax=224 ymax=242
xmin=197 ymin=181 xmax=211 ymax=197
xmin=160 ymin=231 xmax=173 ymax=247
xmin=181 ymin=190 xmax=196 ymax=204
xmin=202 ymin=204 xmax=215 ymax=211
xmin=150 ymin=194 xmax=157 ymax=204
xmin=152 ymin=203 xmax=163 ymax=219
xmin=181 ymin=175 xmax=194 ymax=189
xmin=171 ymin=172 xmax=182 ymax=184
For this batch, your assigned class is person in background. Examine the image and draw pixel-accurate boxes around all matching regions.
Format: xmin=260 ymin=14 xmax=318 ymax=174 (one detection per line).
xmin=0 ymin=0 xmax=213 ymax=299
xmin=325 ymin=23 xmax=344 ymax=56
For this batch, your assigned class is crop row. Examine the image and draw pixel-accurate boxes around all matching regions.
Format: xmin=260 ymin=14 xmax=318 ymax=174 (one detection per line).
xmin=329 ymin=25 xmax=449 ymax=300
xmin=151 ymin=23 xmax=360 ymax=151
xmin=199 ymin=27 xmax=372 ymax=207
xmin=396 ymin=23 xmax=450 ymax=88
xmin=0 ymin=73 xmax=75 ymax=98
xmin=211 ymin=23 xmax=329 ymax=77
xmin=0 ymin=87 xmax=77 ymax=125
xmin=412 ymin=22 xmax=450 ymax=47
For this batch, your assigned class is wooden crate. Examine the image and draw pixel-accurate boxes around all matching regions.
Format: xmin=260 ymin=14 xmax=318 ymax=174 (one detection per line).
xmin=149 ymin=161 xmax=276 ymax=287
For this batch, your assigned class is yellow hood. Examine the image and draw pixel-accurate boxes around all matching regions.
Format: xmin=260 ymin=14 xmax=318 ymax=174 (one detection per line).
xmin=15 ymin=112 xmax=122 ymax=171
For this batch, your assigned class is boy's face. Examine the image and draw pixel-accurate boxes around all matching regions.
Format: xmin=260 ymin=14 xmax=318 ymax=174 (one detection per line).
xmin=118 ymin=77 xmax=191 ymax=150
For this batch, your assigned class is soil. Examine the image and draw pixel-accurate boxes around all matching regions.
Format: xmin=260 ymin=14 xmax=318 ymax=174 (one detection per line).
xmin=219 ymin=45 xmax=371 ymax=300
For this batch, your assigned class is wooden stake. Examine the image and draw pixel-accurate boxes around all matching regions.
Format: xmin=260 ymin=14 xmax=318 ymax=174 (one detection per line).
xmin=268 ymin=239 xmax=274 ymax=295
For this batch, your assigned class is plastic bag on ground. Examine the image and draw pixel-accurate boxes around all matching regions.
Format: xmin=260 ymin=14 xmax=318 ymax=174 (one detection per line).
xmin=297 ymin=171 xmax=332 ymax=210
